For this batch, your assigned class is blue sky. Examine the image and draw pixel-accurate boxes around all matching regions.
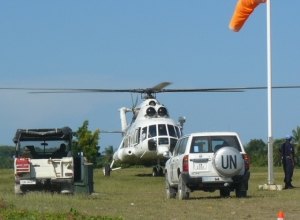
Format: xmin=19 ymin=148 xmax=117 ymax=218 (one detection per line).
xmin=0 ymin=1 xmax=299 ymax=150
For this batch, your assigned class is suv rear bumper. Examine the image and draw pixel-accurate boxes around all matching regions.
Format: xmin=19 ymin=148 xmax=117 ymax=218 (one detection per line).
xmin=181 ymin=170 xmax=250 ymax=185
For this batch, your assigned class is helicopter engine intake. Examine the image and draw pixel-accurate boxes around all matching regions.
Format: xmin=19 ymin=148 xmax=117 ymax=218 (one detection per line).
xmin=157 ymin=107 xmax=168 ymax=117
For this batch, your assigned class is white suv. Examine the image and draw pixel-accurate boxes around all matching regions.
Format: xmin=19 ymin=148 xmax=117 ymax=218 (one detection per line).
xmin=164 ymin=132 xmax=250 ymax=200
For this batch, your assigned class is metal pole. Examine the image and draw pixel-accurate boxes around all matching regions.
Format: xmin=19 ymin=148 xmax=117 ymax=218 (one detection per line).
xmin=267 ymin=0 xmax=274 ymax=185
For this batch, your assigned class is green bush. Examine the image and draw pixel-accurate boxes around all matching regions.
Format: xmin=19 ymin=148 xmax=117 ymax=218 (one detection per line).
xmin=0 ymin=200 xmax=123 ymax=220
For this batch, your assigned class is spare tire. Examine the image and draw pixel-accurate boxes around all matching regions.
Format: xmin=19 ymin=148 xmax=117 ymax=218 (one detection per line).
xmin=213 ymin=147 xmax=243 ymax=177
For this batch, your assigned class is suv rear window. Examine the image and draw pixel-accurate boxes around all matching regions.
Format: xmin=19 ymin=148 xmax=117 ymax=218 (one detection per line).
xmin=190 ymin=135 xmax=242 ymax=153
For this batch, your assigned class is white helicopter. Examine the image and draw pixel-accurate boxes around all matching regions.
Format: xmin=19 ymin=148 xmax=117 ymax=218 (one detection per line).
xmin=2 ymin=82 xmax=300 ymax=176
xmin=75 ymin=82 xmax=300 ymax=177
xmin=103 ymin=82 xmax=187 ymax=177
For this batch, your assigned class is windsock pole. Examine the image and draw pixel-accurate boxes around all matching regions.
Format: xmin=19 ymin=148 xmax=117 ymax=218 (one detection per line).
xmin=266 ymin=0 xmax=274 ymax=186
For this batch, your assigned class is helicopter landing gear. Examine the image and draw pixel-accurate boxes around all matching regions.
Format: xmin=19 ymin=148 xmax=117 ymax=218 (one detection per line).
xmin=152 ymin=160 xmax=164 ymax=177
xmin=152 ymin=167 xmax=164 ymax=177
xmin=103 ymin=163 xmax=111 ymax=176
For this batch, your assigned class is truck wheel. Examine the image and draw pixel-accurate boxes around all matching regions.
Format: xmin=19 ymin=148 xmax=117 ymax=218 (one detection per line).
xmin=178 ymin=174 xmax=189 ymax=200
xmin=104 ymin=164 xmax=111 ymax=176
xmin=165 ymin=173 xmax=176 ymax=199
xmin=14 ymin=184 xmax=24 ymax=195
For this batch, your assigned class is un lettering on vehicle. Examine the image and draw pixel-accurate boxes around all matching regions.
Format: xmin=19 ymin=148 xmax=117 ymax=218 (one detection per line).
xmin=221 ymin=155 xmax=237 ymax=169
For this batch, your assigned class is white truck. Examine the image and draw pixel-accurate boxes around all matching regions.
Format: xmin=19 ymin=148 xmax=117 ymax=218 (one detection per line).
xmin=13 ymin=127 xmax=86 ymax=194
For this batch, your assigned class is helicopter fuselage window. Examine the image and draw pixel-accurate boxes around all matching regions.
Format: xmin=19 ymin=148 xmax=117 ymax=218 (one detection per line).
xmin=135 ymin=128 xmax=141 ymax=144
xmin=158 ymin=124 xmax=167 ymax=136
xmin=124 ymin=137 xmax=128 ymax=148
xmin=148 ymin=125 xmax=157 ymax=138
xmin=141 ymin=127 xmax=147 ymax=141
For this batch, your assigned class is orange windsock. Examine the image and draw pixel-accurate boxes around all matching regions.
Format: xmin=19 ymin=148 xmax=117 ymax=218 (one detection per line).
xmin=229 ymin=0 xmax=266 ymax=32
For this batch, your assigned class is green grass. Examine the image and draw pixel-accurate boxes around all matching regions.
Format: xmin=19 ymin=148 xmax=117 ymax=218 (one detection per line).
xmin=1 ymin=167 xmax=300 ymax=219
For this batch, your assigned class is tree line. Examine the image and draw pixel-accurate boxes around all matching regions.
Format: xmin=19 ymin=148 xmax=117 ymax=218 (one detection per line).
xmin=1 ymin=122 xmax=300 ymax=169
xmin=245 ymin=126 xmax=300 ymax=167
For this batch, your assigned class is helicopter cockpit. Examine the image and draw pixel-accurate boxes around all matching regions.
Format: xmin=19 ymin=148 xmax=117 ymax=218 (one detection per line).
xmin=140 ymin=123 xmax=181 ymax=153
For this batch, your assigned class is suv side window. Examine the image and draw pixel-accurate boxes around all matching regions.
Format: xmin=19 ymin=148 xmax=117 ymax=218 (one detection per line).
xmin=173 ymin=139 xmax=182 ymax=156
xmin=173 ymin=137 xmax=188 ymax=156
xmin=178 ymin=137 xmax=188 ymax=155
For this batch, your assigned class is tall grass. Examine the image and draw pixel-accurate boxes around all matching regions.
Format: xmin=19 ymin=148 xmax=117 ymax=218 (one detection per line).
xmin=1 ymin=167 xmax=300 ymax=220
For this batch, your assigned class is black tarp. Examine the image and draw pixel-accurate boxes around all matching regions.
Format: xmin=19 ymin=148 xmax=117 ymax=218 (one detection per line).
xmin=13 ymin=126 xmax=73 ymax=143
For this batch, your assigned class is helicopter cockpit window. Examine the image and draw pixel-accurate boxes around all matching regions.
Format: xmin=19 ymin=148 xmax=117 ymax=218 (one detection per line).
xmin=148 ymin=125 xmax=157 ymax=138
xmin=158 ymin=124 xmax=167 ymax=136
xmin=167 ymin=124 xmax=177 ymax=137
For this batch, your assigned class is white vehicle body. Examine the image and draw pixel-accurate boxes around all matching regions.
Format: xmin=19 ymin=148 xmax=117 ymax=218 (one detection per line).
xmin=13 ymin=127 xmax=85 ymax=194
xmin=164 ymin=132 xmax=250 ymax=199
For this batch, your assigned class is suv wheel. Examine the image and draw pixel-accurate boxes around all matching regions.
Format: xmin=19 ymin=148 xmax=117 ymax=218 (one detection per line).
xmin=235 ymin=190 xmax=247 ymax=198
xmin=178 ymin=174 xmax=189 ymax=200
xmin=219 ymin=188 xmax=230 ymax=198
xmin=235 ymin=183 xmax=247 ymax=198
xmin=165 ymin=173 xmax=176 ymax=199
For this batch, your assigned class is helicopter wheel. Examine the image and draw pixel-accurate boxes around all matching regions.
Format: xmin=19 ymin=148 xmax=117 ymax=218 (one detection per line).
xmin=152 ymin=167 xmax=158 ymax=177
xmin=158 ymin=167 xmax=164 ymax=176
xmin=152 ymin=167 xmax=164 ymax=177
xmin=103 ymin=164 xmax=111 ymax=176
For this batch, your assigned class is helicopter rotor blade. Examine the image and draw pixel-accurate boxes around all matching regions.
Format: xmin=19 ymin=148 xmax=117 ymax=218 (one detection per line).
xmin=151 ymin=82 xmax=172 ymax=91
xmin=1 ymin=84 xmax=300 ymax=94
